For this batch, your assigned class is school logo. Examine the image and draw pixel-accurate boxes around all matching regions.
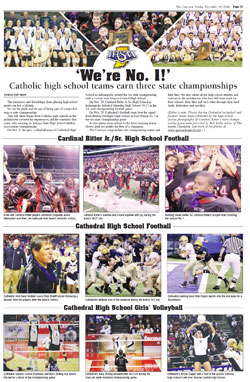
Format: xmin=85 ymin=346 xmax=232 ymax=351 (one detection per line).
xmin=107 ymin=46 xmax=137 ymax=68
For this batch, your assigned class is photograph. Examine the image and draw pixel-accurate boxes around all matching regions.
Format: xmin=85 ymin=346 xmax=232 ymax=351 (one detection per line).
xmin=4 ymin=11 xmax=184 ymax=67
xmin=148 ymin=11 xmax=242 ymax=67
xmin=165 ymin=145 xmax=241 ymax=212
xmin=167 ymin=234 xmax=243 ymax=293
xmin=3 ymin=145 xmax=79 ymax=213
xmin=85 ymin=234 xmax=161 ymax=297
xmin=4 ymin=314 xmax=79 ymax=372
xmin=168 ymin=314 xmax=243 ymax=371
xmin=84 ymin=145 xmax=159 ymax=213
xmin=86 ymin=314 xmax=161 ymax=372
xmin=3 ymin=234 xmax=79 ymax=294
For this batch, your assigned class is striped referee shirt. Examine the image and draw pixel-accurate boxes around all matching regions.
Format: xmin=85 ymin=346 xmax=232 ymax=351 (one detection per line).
xmin=223 ymin=236 xmax=243 ymax=254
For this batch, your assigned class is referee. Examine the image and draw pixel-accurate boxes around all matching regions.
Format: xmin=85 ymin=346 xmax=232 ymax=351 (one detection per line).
xmin=213 ymin=234 xmax=243 ymax=292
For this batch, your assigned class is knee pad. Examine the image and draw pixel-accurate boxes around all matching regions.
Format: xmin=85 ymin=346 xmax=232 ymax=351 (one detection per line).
xmin=66 ymin=57 xmax=71 ymax=65
xmin=82 ymin=57 xmax=87 ymax=65
xmin=27 ymin=55 xmax=32 ymax=61
xmin=76 ymin=57 xmax=80 ymax=64
xmin=62 ymin=58 xmax=66 ymax=64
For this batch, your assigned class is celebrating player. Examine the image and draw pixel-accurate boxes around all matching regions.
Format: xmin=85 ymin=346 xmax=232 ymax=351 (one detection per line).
xmin=22 ymin=146 xmax=58 ymax=212
xmin=3 ymin=152 xmax=32 ymax=213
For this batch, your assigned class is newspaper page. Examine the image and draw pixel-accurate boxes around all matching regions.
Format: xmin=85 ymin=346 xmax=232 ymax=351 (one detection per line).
xmin=1 ymin=0 xmax=248 ymax=381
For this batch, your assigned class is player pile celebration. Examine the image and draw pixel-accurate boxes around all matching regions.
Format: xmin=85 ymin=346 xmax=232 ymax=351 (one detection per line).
xmin=165 ymin=145 xmax=241 ymax=212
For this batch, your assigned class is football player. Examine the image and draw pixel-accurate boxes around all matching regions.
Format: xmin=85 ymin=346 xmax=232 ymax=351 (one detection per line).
xmin=23 ymin=146 xmax=58 ymax=213
xmin=177 ymin=171 xmax=239 ymax=212
xmin=178 ymin=235 xmax=197 ymax=288
xmin=59 ymin=177 xmax=79 ymax=212
xmin=3 ymin=152 xmax=32 ymax=213
xmin=189 ymin=240 xmax=229 ymax=287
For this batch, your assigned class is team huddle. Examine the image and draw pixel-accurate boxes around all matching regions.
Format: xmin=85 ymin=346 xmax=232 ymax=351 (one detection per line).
xmin=165 ymin=145 xmax=241 ymax=212
xmin=3 ymin=146 xmax=79 ymax=213
xmin=84 ymin=146 xmax=159 ymax=212
xmin=85 ymin=234 xmax=161 ymax=297
xmin=148 ymin=11 xmax=243 ymax=64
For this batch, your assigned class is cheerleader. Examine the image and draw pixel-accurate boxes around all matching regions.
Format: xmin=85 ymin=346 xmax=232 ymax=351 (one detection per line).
xmin=65 ymin=252 xmax=79 ymax=293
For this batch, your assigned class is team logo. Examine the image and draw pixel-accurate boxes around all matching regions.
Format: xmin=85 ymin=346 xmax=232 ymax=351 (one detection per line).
xmin=107 ymin=46 xmax=137 ymax=68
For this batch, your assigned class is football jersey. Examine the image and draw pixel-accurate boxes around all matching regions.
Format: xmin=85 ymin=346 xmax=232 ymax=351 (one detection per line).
xmin=7 ymin=180 xmax=32 ymax=211
xmin=179 ymin=242 xmax=196 ymax=259
xmin=131 ymin=242 xmax=144 ymax=262
xmin=195 ymin=246 xmax=211 ymax=262
xmin=136 ymin=175 xmax=155 ymax=191
xmin=177 ymin=191 xmax=239 ymax=212
xmin=59 ymin=187 xmax=79 ymax=210
xmin=214 ymin=176 xmax=238 ymax=201
xmin=35 ymin=176 xmax=58 ymax=206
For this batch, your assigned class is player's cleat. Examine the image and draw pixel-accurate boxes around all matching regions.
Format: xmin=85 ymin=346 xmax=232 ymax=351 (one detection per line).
xmin=223 ymin=278 xmax=229 ymax=287
xmin=213 ymin=285 xmax=220 ymax=290
xmin=189 ymin=276 xmax=198 ymax=285
xmin=228 ymin=287 xmax=238 ymax=292
xmin=144 ymin=290 xmax=154 ymax=295
xmin=85 ymin=289 xmax=90 ymax=294
xmin=130 ymin=287 xmax=136 ymax=296
xmin=27 ymin=367 xmax=32 ymax=370
xmin=179 ymin=282 xmax=187 ymax=288
xmin=95 ymin=286 xmax=104 ymax=293
xmin=203 ymin=269 xmax=211 ymax=274
xmin=64 ymin=356 xmax=68 ymax=362
xmin=105 ymin=286 xmax=112 ymax=295
xmin=155 ymin=291 xmax=161 ymax=297
xmin=116 ymin=287 xmax=122 ymax=294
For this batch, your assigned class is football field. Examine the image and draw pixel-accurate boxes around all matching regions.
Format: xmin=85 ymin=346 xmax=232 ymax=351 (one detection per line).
xmin=167 ymin=259 xmax=243 ymax=293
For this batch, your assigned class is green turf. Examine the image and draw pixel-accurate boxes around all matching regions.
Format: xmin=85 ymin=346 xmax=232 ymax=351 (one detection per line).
xmin=83 ymin=201 xmax=105 ymax=212
xmin=206 ymin=264 xmax=243 ymax=293
xmin=86 ymin=279 xmax=150 ymax=297
xmin=153 ymin=60 xmax=242 ymax=67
